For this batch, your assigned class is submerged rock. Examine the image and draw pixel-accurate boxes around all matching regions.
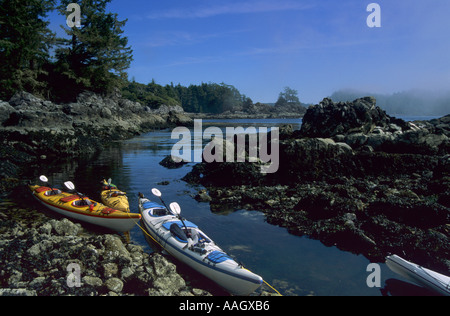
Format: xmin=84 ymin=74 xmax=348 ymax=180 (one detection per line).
xmin=159 ymin=155 xmax=189 ymax=169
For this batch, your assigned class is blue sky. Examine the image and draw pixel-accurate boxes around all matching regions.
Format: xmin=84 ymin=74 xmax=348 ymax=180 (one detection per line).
xmin=51 ymin=0 xmax=450 ymax=104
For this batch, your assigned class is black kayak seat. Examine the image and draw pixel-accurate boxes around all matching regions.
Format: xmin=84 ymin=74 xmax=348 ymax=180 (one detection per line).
xmin=170 ymin=223 xmax=188 ymax=242
xmin=164 ymin=220 xmax=198 ymax=243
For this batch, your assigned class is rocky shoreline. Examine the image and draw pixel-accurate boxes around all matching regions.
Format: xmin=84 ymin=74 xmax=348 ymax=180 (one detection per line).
xmin=183 ymin=97 xmax=450 ymax=274
xmin=187 ymin=99 xmax=307 ymax=119
xmin=189 ymin=111 xmax=304 ymax=120
xmin=1 ymin=91 xmax=448 ymax=295
xmin=0 ymin=91 xmax=283 ymax=296
xmin=0 ymin=91 xmax=193 ymax=193
xmin=0 ymin=91 xmax=212 ymax=296
xmin=0 ymin=201 xmax=213 ymax=296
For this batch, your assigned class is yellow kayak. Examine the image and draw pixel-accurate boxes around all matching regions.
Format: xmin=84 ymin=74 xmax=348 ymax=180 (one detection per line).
xmin=29 ymin=184 xmax=140 ymax=232
xmin=100 ymin=179 xmax=130 ymax=213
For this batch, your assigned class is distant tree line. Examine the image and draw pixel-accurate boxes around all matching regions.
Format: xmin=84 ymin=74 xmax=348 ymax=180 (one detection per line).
xmin=122 ymin=80 xmax=253 ymax=114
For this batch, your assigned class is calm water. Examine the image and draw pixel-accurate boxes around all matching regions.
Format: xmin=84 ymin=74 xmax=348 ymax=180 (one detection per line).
xmin=25 ymin=116 xmax=441 ymax=296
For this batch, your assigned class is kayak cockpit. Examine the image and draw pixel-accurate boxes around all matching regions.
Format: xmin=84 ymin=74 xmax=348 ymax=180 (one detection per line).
xmin=163 ymin=220 xmax=197 ymax=242
xmin=43 ymin=189 xmax=62 ymax=196
xmin=164 ymin=220 xmax=213 ymax=255
xmin=142 ymin=201 xmax=172 ymax=217
xmin=72 ymin=199 xmax=94 ymax=207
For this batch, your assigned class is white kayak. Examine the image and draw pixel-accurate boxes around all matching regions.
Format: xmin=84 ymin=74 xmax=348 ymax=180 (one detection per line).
xmin=386 ymin=255 xmax=450 ymax=296
xmin=138 ymin=191 xmax=263 ymax=296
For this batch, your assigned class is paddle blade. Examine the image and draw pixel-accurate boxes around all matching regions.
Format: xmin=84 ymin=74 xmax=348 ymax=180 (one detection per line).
xmin=39 ymin=175 xmax=49 ymax=183
xmin=151 ymin=188 xmax=162 ymax=197
xmin=108 ymin=178 xmax=112 ymax=185
xmin=64 ymin=181 xmax=75 ymax=191
xmin=170 ymin=202 xmax=181 ymax=215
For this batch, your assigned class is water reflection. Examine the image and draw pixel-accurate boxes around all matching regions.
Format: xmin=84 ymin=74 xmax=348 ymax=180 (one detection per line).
xmin=381 ymin=279 xmax=436 ymax=296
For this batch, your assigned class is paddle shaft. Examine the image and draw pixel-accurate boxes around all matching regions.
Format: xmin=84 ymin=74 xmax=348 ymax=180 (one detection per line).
xmin=41 ymin=176 xmax=57 ymax=195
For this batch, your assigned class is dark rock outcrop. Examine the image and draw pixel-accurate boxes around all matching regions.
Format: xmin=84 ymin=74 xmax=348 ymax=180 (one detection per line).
xmin=0 ymin=91 xmax=193 ymax=191
xmin=300 ymin=97 xmax=449 ymax=155
xmin=300 ymin=97 xmax=408 ymax=138
xmin=159 ymin=155 xmax=189 ymax=169
xmin=183 ymin=97 xmax=450 ymax=272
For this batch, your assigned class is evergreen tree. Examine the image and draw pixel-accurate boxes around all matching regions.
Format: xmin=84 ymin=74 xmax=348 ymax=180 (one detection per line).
xmin=53 ymin=0 xmax=133 ymax=101
xmin=121 ymin=80 xmax=179 ymax=109
xmin=122 ymin=80 xmax=247 ymax=114
xmin=0 ymin=0 xmax=55 ymax=100
xmin=276 ymin=86 xmax=301 ymax=107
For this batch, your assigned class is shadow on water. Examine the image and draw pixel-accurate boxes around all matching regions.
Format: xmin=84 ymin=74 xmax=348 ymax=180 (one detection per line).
xmin=381 ymin=279 xmax=437 ymax=296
